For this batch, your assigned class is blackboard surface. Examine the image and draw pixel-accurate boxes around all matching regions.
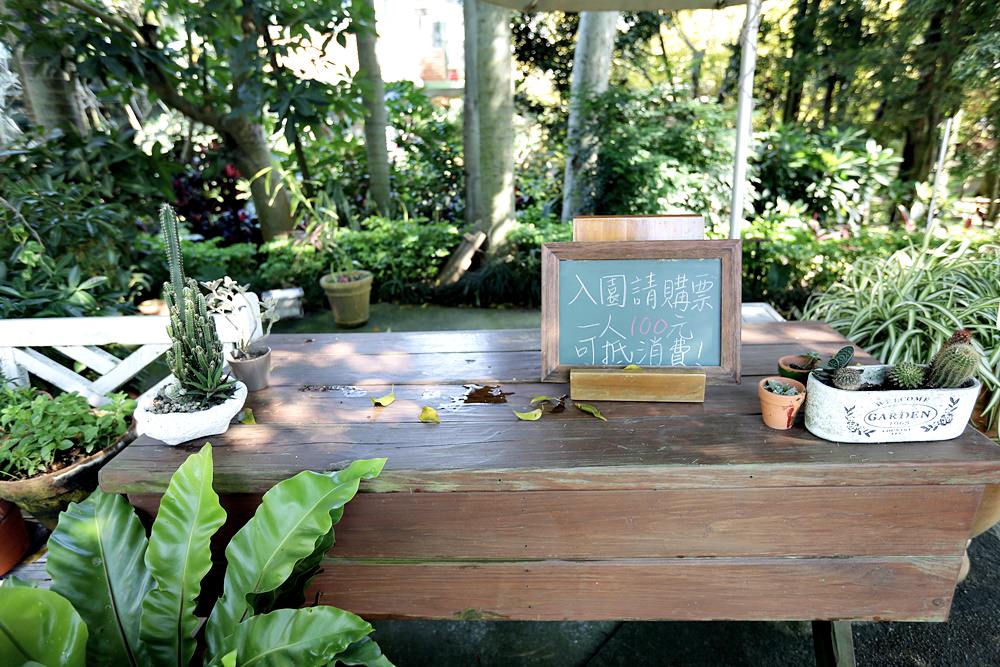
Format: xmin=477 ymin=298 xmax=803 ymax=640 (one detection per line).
xmin=558 ymin=258 xmax=722 ymax=368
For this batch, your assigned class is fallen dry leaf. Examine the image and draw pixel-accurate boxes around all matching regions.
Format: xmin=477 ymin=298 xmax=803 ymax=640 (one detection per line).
xmin=530 ymin=395 xmax=559 ymax=405
xmin=419 ymin=406 xmax=441 ymax=423
xmin=514 ymin=408 xmax=543 ymax=421
xmin=575 ymin=402 xmax=607 ymax=421
xmin=237 ymin=408 xmax=256 ymax=425
xmin=371 ymin=390 xmax=396 ymax=407
xmin=623 ymin=364 xmax=642 ymax=371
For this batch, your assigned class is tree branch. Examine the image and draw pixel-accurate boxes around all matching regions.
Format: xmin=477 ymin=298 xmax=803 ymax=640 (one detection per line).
xmin=52 ymin=0 xmax=146 ymax=45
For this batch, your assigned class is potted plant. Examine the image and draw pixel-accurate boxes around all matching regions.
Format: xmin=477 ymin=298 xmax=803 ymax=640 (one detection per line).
xmin=319 ymin=242 xmax=372 ymax=328
xmin=805 ymin=329 xmax=983 ymax=443
xmin=205 ymin=277 xmax=279 ymax=392
xmin=0 ymin=384 xmax=135 ymax=527
xmin=0 ymin=499 xmax=28 ymax=574
xmin=777 ymin=351 xmax=821 ymax=383
xmin=758 ymin=377 xmax=807 ymax=430
xmin=133 ymin=205 xmax=247 ymax=446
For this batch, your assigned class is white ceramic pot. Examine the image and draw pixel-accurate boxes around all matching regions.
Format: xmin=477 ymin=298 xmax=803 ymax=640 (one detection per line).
xmin=135 ymin=382 xmax=248 ymax=446
xmin=805 ymin=365 xmax=980 ymax=443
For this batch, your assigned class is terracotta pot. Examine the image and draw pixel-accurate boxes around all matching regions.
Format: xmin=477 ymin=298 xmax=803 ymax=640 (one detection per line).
xmin=319 ymin=271 xmax=373 ymax=328
xmin=0 ymin=427 xmax=135 ymax=529
xmin=0 ymin=499 xmax=28 ymax=575
xmin=758 ymin=377 xmax=806 ymax=430
xmin=229 ymin=347 xmax=272 ymax=392
xmin=777 ymin=354 xmax=818 ymax=384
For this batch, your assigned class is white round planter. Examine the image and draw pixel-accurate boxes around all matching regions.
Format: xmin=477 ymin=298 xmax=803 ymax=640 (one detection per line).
xmin=135 ymin=382 xmax=248 ymax=446
xmin=805 ymin=365 xmax=980 ymax=444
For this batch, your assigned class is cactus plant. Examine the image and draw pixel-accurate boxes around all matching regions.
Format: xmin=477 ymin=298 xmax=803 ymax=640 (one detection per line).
xmin=927 ymin=343 xmax=980 ymax=389
xmin=941 ymin=328 xmax=972 ymax=349
xmin=832 ymin=367 xmax=863 ymax=391
xmin=159 ymin=205 xmax=235 ymax=408
xmin=887 ymin=361 xmax=925 ymax=389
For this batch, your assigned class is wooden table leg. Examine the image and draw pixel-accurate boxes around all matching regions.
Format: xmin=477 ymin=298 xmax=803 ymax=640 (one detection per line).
xmin=812 ymin=620 xmax=856 ymax=667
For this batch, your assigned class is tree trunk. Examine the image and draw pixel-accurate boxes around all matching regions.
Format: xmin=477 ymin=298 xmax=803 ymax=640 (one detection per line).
xmin=898 ymin=7 xmax=947 ymax=186
xmin=560 ymin=11 xmax=617 ymax=223
xmin=12 ymin=49 xmax=85 ymax=133
xmin=355 ymin=0 xmax=392 ymax=217
xmin=476 ymin=2 xmax=515 ymax=253
xmin=782 ymin=0 xmax=819 ymax=125
xmin=223 ymin=117 xmax=293 ymax=240
xmin=463 ymin=0 xmax=481 ymax=230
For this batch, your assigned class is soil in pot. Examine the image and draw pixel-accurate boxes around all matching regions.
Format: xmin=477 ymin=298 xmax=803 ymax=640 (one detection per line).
xmin=320 ymin=271 xmax=373 ymax=328
xmin=758 ymin=377 xmax=807 ymax=430
xmin=0 ymin=499 xmax=29 ymax=575
xmin=229 ymin=346 xmax=272 ymax=392
xmin=777 ymin=354 xmax=819 ymax=384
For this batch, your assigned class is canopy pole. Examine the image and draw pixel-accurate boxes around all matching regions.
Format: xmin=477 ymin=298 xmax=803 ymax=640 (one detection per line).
xmin=728 ymin=0 xmax=762 ymax=240
xmin=925 ymin=114 xmax=955 ymax=232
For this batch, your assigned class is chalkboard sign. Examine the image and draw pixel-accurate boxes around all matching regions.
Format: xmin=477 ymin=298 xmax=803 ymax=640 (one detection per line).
xmin=541 ymin=241 xmax=741 ymax=383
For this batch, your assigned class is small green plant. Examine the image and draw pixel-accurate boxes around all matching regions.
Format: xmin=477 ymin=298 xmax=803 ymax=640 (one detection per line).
xmin=887 ymin=361 xmax=925 ymax=389
xmin=832 ymin=367 xmax=863 ymax=391
xmin=812 ymin=345 xmax=856 ymax=383
xmin=0 ymin=388 xmax=134 ymax=479
xmin=0 ymin=444 xmax=393 ymax=666
xmin=203 ymin=277 xmax=279 ymax=360
xmin=788 ymin=351 xmax=821 ymax=371
xmin=927 ymin=342 xmax=981 ymax=389
xmin=765 ymin=379 xmax=800 ymax=396
xmin=157 ymin=205 xmax=235 ymax=411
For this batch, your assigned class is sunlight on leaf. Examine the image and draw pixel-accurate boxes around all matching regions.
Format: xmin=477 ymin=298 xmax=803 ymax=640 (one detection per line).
xmin=418 ymin=406 xmax=440 ymax=423
xmin=238 ymin=408 xmax=256 ymax=425
xmin=529 ymin=395 xmax=558 ymax=405
xmin=575 ymin=403 xmax=607 ymax=421
xmin=623 ymin=364 xmax=641 ymax=371
xmin=370 ymin=390 xmax=395 ymax=407
xmin=514 ymin=408 xmax=543 ymax=421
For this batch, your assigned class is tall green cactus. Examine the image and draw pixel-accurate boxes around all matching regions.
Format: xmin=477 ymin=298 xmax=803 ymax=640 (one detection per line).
xmin=927 ymin=343 xmax=980 ymax=389
xmin=160 ymin=205 xmax=234 ymax=406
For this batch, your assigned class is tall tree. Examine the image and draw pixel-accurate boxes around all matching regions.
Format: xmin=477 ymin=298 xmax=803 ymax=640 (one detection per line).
xmin=561 ymin=11 xmax=617 ymax=223
xmin=781 ymin=0 xmax=820 ymax=125
xmin=476 ymin=1 xmax=515 ymax=252
xmin=462 ymin=0 xmax=481 ymax=229
xmin=354 ymin=0 xmax=392 ymax=217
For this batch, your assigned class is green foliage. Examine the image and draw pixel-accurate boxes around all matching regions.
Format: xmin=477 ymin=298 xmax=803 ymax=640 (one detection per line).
xmin=752 ymin=126 xmax=899 ymax=227
xmin=0 ymin=388 xmax=134 ymax=479
xmin=32 ymin=443 xmax=392 ymax=666
xmin=804 ymin=240 xmax=1000 ymax=431
xmin=831 ymin=367 xmax=863 ymax=391
xmin=160 ymin=205 xmax=235 ymax=408
xmin=764 ymin=379 xmax=800 ymax=396
xmin=258 ymin=238 xmax=329 ymax=309
xmin=927 ymin=343 xmax=981 ymax=389
xmin=137 ymin=234 xmax=259 ymax=300
xmin=887 ymin=361 xmax=926 ymax=390
xmin=0 ymin=585 xmax=88 ymax=667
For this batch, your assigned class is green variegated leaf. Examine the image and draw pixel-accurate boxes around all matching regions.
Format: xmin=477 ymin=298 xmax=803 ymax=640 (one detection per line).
xmin=47 ymin=490 xmax=152 ymax=667
xmin=0 ymin=587 xmax=88 ymax=667
xmin=248 ymin=524 xmax=336 ymax=614
xmin=333 ymin=637 xmax=395 ymax=667
xmin=204 ymin=458 xmax=386 ymax=662
xmin=140 ymin=443 xmax=227 ymax=667
xmin=235 ymin=607 xmax=372 ymax=667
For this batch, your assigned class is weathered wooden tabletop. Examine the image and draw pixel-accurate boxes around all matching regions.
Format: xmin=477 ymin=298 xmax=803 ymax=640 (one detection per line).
xmin=100 ymin=321 xmax=1000 ymax=623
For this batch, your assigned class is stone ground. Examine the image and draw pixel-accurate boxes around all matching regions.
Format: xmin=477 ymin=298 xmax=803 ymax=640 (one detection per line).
xmin=274 ymin=304 xmax=1000 ymax=667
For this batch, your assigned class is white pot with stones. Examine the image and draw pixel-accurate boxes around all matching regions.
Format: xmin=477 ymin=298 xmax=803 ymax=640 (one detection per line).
xmin=134 ymin=380 xmax=248 ymax=446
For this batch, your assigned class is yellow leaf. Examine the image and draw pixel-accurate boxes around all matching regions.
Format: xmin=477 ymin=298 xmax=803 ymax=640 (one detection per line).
xmin=514 ymin=408 xmax=543 ymax=421
xmin=419 ymin=406 xmax=440 ymax=423
xmin=623 ymin=364 xmax=641 ymax=371
xmin=575 ymin=402 xmax=607 ymax=421
xmin=237 ymin=408 xmax=256 ymax=425
xmin=529 ymin=395 xmax=558 ymax=405
xmin=371 ymin=390 xmax=395 ymax=407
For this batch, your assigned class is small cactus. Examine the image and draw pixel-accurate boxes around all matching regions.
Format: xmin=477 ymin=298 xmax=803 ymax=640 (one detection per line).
xmin=887 ymin=361 xmax=925 ymax=389
xmin=832 ymin=367 xmax=863 ymax=391
xmin=942 ymin=328 xmax=972 ymax=348
xmin=927 ymin=343 xmax=980 ymax=389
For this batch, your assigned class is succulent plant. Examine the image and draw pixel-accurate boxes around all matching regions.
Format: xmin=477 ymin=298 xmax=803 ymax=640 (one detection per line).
xmin=887 ymin=361 xmax=925 ymax=389
xmin=765 ymin=379 xmax=800 ymax=396
xmin=832 ymin=367 xmax=863 ymax=391
xmin=942 ymin=328 xmax=973 ymax=348
xmin=927 ymin=342 xmax=980 ymax=389
xmin=813 ymin=345 xmax=856 ymax=382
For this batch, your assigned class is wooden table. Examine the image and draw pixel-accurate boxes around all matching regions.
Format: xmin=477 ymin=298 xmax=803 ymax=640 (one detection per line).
xmin=100 ymin=321 xmax=1000 ymax=664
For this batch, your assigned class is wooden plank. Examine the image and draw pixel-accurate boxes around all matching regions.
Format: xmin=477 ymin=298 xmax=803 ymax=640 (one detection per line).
xmin=101 ymin=417 xmax=1000 ymax=495
xmin=54 ymin=345 xmax=119 ymax=374
xmin=571 ymin=214 xmax=704 ymax=241
xmin=12 ymin=348 xmax=105 ymax=405
xmin=813 ymin=621 xmax=857 ymax=667
xmin=0 ymin=311 xmax=255 ymax=347
xmin=570 ymin=368 xmax=706 ymax=402
xmin=90 ymin=344 xmax=170 ymax=395
xmin=307 ymin=556 xmax=961 ymax=621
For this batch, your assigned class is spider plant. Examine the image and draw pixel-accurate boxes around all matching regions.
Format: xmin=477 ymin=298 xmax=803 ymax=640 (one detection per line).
xmin=804 ymin=239 xmax=1000 ymax=432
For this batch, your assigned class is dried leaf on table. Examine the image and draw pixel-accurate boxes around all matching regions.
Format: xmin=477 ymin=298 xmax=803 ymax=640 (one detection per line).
xmin=370 ymin=390 xmax=395 ymax=407
xmin=623 ymin=364 xmax=642 ymax=371
xmin=237 ymin=408 xmax=256 ymax=425
xmin=418 ymin=406 xmax=441 ymax=423
xmin=513 ymin=408 xmax=543 ymax=421
xmin=575 ymin=402 xmax=607 ymax=421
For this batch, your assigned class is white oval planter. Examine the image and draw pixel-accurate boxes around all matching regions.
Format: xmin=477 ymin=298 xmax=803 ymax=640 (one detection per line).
xmin=135 ymin=382 xmax=248 ymax=446
xmin=805 ymin=365 xmax=980 ymax=443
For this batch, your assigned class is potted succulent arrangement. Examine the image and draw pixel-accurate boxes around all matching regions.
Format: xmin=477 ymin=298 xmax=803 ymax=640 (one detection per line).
xmin=777 ymin=351 xmax=822 ymax=383
xmin=805 ymin=329 xmax=982 ymax=443
xmin=133 ymin=205 xmax=248 ymax=446
xmin=319 ymin=241 xmax=372 ymax=328
xmin=0 ymin=383 xmax=135 ymax=527
xmin=205 ymin=277 xmax=279 ymax=392
xmin=758 ymin=377 xmax=807 ymax=430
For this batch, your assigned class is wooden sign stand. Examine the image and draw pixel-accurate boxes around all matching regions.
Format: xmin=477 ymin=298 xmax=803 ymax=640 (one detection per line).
xmin=570 ymin=368 xmax=706 ymax=403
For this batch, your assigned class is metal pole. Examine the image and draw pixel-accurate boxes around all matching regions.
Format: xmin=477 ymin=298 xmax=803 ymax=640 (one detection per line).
xmin=925 ymin=114 xmax=954 ymax=232
xmin=728 ymin=0 xmax=762 ymax=240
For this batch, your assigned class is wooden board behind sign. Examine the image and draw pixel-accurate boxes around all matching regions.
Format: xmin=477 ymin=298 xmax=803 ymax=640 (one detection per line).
xmin=572 ymin=215 xmax=705 ymax=241
xmin=541 ymin=240 xmax=741 ymax=383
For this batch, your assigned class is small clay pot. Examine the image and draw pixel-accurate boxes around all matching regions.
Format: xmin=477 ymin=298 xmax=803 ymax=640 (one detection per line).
xmin=0 ymin=427 xmax=134 ymax=529
xmin=0 ymin=499 xmax=28 ymax=575
xmin=229 ymin=347 xmax=272 ymax=392
xmin=777 ymin=354 xmax=818 ymax=384
xmin=758 ymin=376 xmax=807 ymax=430
xmin=320 ymin=271 xmax=373 ymax=328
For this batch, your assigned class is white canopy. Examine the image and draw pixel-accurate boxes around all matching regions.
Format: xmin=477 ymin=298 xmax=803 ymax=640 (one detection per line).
xmin=486 ymin=1 xmax=746 ymax=11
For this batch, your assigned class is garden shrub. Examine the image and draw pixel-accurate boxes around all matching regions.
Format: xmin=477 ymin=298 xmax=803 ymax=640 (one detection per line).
xmin=256 ymin=238 xmax=329 ymax=309
xmin=136 ymin=234 xmax=258 ymax=300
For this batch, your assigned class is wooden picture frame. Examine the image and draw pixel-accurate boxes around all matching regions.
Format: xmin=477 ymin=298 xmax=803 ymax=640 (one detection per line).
xmin=541 ymin=240 xmax=742 ymax=383
xmin=572 ymin=214 xmax=705 ymax=241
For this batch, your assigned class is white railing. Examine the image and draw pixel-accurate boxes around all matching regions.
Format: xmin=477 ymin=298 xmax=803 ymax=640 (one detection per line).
xmin=0 ymin=293 xmax=262 ymax=406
